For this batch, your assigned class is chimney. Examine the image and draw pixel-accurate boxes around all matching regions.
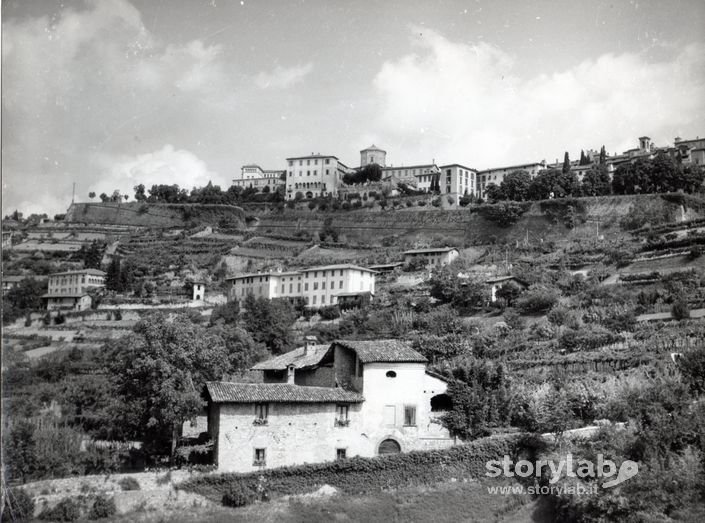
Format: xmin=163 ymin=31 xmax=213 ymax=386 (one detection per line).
xmin=304 ymin=335 xmax=317 ymax=355
xmin=286 ymin=364 xmax=295 ymax=384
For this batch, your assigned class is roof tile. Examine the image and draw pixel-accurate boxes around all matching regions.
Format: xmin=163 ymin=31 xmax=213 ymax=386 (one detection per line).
xmin=205 ymin=382 xmax=363 ymax=403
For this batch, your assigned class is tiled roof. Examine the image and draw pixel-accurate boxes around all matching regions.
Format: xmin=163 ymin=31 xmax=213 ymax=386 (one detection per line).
xmin=403 ymin=247 xmax=458 ymax=255
xmin=251 ymin=344 xmax=331 ymax=370
xmin=42 ymin=293 xmax=89 ymax=299
xmin=51 ymin=269 xmax=106 ymax=277
xmin=485 ymin=275 xmax=529 ymax=285
xmin=333 ymin=339 xmax=427 ymax=363
xmin=205 ymin=382 xmax=363 ymax=403
xmin=300 ymin=264 xmax=377 ymax=274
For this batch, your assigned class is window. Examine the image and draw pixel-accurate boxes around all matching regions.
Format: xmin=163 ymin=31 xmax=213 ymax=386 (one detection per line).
xmin=321 ymin=295 xmax=326 ymax=304
xmin=336 ymin=448 xmax=347 ymax=460
xmin=254 ymin=403 xmax=269 ymax=421
xmin=254 ymin=448 xmax=266 ymax=466
xmin=336 ymin=404 xmax=349 ymax=422
xmin=304 ymin=283 xmax=309 ymax=291
xmin=321 ymin=281 xmax=326 ymax=290
xmin=313 ymin=295 xmax=317 ymax=305
xmin=404 ymin=406 xmax=417 ymax=426
xmin=386 ymin=370 xmax=397 ymax=378
xmin=330 ymin=281 xmax=335 ymax=290
xmin=313 ymin=282 xmax=318 ymax=290
xmin=325 ymin=158 xmax=330 ymax=164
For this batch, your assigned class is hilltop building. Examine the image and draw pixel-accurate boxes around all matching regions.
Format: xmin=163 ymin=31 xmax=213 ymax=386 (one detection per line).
xmin=232 ymin=164 xmax=286 ymax=191
xmin=226 ymin=264 xmax=376 ymax=308
xmin=382 ymin=163 xmax=441 ymax=192
xmin=204 ymin=338 xmax=454 ymax=472
xmin=360 ymin=145 xmax=387 ymax=167
xmin=285 ymin=154 xmax=354 ymax=200
xmin=439 ymin=164 xmax=478 ymax=202
xmin=674 ymin=136 xmax=705 ymax=166
xmin=42 ymin=268 xmax=106 ymax=310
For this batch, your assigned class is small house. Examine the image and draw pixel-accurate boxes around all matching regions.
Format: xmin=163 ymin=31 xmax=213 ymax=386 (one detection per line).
xmin=485 ymin=275 xmax=529 ymax=302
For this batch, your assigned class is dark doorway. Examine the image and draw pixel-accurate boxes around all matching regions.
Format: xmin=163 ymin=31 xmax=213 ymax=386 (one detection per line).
xmin=378 ymin=439 xmax=401 ymax=455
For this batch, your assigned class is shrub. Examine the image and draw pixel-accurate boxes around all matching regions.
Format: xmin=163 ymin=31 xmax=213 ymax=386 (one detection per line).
xmin=118 ymin=477 xmax=140 ymax=491
xmin=222 ymin=483 xmax=256 ymax=507
xmin=688 ymin=245 xmax=702 ymax=260
xmin=671 ymin=298 xmax=690 ymax=320
xmin=405 ymin=200 xmax=414 ymax=207
xmin=515 ymin=284 xmax=560 ymax=314
xmin=431 ymin=197 xmax=441 ymax=207
xmin=39 ymin=497 xmax=81 ymax=521
xmin=417 ymin=200 xmax=426 ymax=206
xmin=318 ymin=305 xmax=341 ymax=320
xmin=88 ymin=495 xmax=116 ymax=520
xmin=54 ymin=312 xmax=65 ymax=325
xmin=2 ymin=488 xmax=35 ymax=522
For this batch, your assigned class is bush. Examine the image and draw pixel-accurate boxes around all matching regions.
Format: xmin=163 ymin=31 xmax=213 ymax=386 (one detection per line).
xmin=222 ymin=482 xmax=256 ymax=507
xmin=515 ymin=284 xmax=560 ymax=314
xmin=318 ymin=305 xmax=341 ymax=320
xmin=671 ymin=298 xmax=690 ymax=320
xmin=39 ymin=497 xmax=81 ymax=521
xmin=688 ymin=245 xmax=702 ymax=260
xmin=118 ymin=476 xmax=140 ymax=491
xmin=182 ymin=435 xmax=518 ymax=506
xmin=2 ymin=488 xmax=35 ymax=522
xmin=88 ymin=495 xmax=116 ymax=520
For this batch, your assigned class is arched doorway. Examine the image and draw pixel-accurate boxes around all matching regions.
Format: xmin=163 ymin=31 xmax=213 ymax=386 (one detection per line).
xmin=430 ymin=393 xmax=453 ymax=412
xmin=378 ymin=438 xmax=401 ymax=455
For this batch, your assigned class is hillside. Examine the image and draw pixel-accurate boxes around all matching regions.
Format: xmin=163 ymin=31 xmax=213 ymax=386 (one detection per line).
xmin=65 ymin=202 xmax=246 ymax=229
xmin=249 ymin=194 xmax=705 ymax=247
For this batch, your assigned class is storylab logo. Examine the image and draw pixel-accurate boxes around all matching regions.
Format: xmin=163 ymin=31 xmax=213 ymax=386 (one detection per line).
xmin=486 ymin=454 xmax=639 ymax=490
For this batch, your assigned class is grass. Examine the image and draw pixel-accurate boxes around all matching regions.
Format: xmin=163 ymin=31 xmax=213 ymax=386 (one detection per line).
xmin=102 ymin=479 xmax=538 ymax=523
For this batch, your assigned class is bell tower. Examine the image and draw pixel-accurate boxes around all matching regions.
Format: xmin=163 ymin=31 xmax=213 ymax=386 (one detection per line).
xmin=360 ymin=145 xmax=387 ymax=167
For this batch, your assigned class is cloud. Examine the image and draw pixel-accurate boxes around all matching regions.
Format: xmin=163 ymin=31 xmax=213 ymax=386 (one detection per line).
xmin=1 ymin=0 xmax=229 ymax=215
xmin=91 ymin=145 xmax=218 ymax=199
xmin=255 ymin=63 xmax=314 ymax=89
xmin=372 ymin=29 xmax=705 ymax=168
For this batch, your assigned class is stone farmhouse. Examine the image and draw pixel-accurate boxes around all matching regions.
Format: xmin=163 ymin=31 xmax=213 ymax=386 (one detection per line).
xmin=226 ymin=264 xmax=376 ymax=308
xmin=203 ymin=338 xmax=454 ymax=472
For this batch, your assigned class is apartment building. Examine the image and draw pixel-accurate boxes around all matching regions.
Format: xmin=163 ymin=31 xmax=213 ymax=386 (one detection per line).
xmin=42 ymin=268 xmax=106 ymax=310
xmin=227 ymin=264 xmax=376 ymax=307
xmin=382 ymin=164 xmax=441 ymax=192
xmin=232 ymin=164 xmax=286 ymax=190
xmin=285 ymin=154 xmax=354 ymax=199
xmin=439 ymin=164 xmax=478 ymax=202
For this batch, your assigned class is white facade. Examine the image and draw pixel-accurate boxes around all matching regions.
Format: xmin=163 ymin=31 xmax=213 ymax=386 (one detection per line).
xmin=227 ymin=265 xmax=376 ymax=307
xmin=403 ymin=248 xmax=459 ymax=267
xmin=439 ymin=164 xmax=478 ymax=203
xmin=192 ymin=282 xmax=205 ymax=301
xmin=285 ymin=154 xmax=353 ymax=199
xmin=232 ymin=164 xmax=285 ymax=190
xmin=206 ymin=340 xmax=454 ymax=473
xmin=47 ymin=269 xmax=106 ymax=296
xmin=382 ymin=164 xmax=440 ymax=192
xmin=360 ymin=145 xmax=387 ymax=167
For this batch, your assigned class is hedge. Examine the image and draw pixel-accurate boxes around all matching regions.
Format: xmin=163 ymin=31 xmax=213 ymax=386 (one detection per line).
xmin=178 ymin=435 xmax=518 ymax=504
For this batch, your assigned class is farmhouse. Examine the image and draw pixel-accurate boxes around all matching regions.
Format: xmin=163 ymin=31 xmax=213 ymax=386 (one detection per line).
xmin=485 ymin=275 xmax=529 ymax=303
xmin=204 ymin=339 xmax=454 ymax=472
xmin=403 ymin=247 xmax=459 ymax=267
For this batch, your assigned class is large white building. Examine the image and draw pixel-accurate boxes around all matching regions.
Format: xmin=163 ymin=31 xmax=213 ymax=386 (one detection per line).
xmin=227 ymin=264 xmax=376 ymax=308
xmin=439 ymin=164 xmax=478 ymax=202
xmin=42 ymin=268 xmax=106 ymax=310
xmin=382 ymin=163 xmax=441 ymax=192
xmin=285 ymin=154 xmax=354 ymax=200
xmin=233 ymin=164 xmax=286 ymax=191
xmin=205 ymin=339 xmax=454 ymax=472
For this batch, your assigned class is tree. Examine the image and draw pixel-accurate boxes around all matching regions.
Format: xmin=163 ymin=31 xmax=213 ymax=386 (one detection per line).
xmin=99 ymin=193 xmax=109 ymax=202
xmin=81 ymin=240 xmax=104 ymax=269
xmin=134 ymin=184 xmax=147 ymax=201
xmin=579 ymin=150 xmax=590 ymax=165
xmin=528 ymin=169 xmax=575 ymax=200
xmin=677 ymin=348 xmax=705 ymax=395
xmin=88 ymin=192 xmax=96 ymax=199
xmin=581 ymin=165 xmax=611 ymax=196
xmin=484 ymin=183 xmax=504 ymax=201
xmin=210 ymin=300 xmax=240 ymax=325
xmin=500 ymin=170 xmax=531 ymax=201
xmin=103 ymin=314 xmax=231 ymax=457
xmin=599 ymin=145 xmax=606 ymax=165
xmin=3 ymin=419 xmax=37 ymax=482
xmin=2 ymin=278 xmax=47 ymax=323
xmin=562 ymin=152 xmax=571 ymax=174
xmin=242 ymin=295 xmax=296 ymax=354
xmin=211 ymin=325 xmax=268 ymax=372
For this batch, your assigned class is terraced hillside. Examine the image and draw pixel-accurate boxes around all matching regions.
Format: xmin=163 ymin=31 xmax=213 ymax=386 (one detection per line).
xmin=65 ymin=202 xmax=246 ymax=229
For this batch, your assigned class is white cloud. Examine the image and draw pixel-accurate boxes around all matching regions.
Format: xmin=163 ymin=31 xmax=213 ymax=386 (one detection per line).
xmin=92 ymin=145 xmax=220 ymax=199
xmin=372 ymin=29 xmax=705 ymax=168
xmin=255 ymin=63 xmax=314 ymax=89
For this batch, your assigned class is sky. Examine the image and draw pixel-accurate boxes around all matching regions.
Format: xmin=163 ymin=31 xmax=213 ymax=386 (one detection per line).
xmin=2 ymin=0 xmax=705 ymax=215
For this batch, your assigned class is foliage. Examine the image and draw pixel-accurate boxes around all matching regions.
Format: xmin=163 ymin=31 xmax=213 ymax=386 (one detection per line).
xmin=612 ymin=153 xmax=705 ymax=195
xmin=580 ymin=165 xmax=612 ymax=196
xmin=105 ymin=256 xmax=134 ymax=292
xmin=38 ymin=497 xmax=81 ymax=521
xmin=476 ymin=202 xmax=529 ymax=227
xmin=678 ymin=348 xmax=705 ymax=395
xmin=515 ymin=284 xmax=560 ymax=314
xmin=79 ymin=240 xmax=105 ymax=269
xmin=671 ymin=297 xmax=690 ymax=320
xmin=318 ymin=304 xmax=341 ymax=320
xmin=103 ymin=314 xmax=231 ymax=457
xmin=2 ymin=277 xmax=47 ymax=323
xmin=222 ymin=483 xmax=257 ymax=507
xmin=428 ymin=265 xmax=487 ymax=310
xmin=180 ymin=435 xmax=518 ymax=504
xmin=118 ymin=477 xmax=141 ymax=491
xmin=209 ymin=325 xmax=268 ymax=372
xmin=3 ymin=420 xmax=37 ymax=482
xmin=2 ymin=488 xmax=35 ymax=522
xmin=88 ymin=495 xmax=116 ymax=520
xmin=209 ymin=300 xmax=240 ymax=325
xmin=242 ymin=295 xmax=296 ymax=354
xmin=342 ymin=164 xmax=383 ymax=185
xmin=527 ymin=169 xmax=578 ymax=200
